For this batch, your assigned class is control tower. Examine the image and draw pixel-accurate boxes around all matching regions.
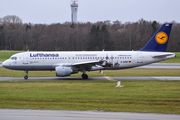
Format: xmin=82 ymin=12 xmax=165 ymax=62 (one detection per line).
xmin=70 ymin=0 xmax=78 ymax=24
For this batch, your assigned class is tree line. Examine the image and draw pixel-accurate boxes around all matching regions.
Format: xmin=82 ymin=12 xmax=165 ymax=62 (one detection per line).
xmin=0 ymin=15 xmax=180 ymax=52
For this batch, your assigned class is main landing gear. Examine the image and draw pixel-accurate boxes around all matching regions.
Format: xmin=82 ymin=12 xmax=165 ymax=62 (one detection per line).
xmin=82 ymin=74 xmax=88 ymax=79
xmin=81 ymin=69 xmax=88 ymax=79
xmin=24 ymin=70 xmax=28 ymax=80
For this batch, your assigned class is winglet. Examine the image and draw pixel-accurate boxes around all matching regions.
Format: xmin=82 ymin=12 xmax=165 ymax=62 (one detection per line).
xmin=139 ymin=23 xmax=172 ymax=52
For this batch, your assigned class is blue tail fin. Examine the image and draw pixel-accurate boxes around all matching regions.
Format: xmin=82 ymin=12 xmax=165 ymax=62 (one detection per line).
xmin=139 ymin=23 xmax=172 ymax=52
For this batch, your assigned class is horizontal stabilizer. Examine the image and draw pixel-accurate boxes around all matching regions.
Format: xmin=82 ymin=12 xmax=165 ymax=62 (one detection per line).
xmin=152 ymin=53 xmax=175 ymax=58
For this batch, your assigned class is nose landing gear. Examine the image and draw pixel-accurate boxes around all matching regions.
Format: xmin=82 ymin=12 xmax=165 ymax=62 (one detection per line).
xmin=24 ymin=71 xmax=28 ymax=80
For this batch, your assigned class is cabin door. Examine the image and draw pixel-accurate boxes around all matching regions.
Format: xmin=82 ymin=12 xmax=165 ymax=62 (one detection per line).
xmin=23 ymin=53 xmax=29 ymax=64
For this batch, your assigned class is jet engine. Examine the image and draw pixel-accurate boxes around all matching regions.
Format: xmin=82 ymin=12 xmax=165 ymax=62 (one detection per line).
xmin=56 ymin=67 xmax=72 ymax=77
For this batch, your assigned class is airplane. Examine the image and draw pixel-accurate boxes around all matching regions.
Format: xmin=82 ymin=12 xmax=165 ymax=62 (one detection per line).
xmin=2 ymin=23 xmax=176 ymax=80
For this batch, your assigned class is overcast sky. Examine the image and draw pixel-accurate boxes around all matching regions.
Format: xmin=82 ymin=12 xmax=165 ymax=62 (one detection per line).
xmin=1 ymin=0 xmax=180 ymax=24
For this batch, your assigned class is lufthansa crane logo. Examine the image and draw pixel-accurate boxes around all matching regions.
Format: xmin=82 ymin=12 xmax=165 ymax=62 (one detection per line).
xmin=155 ymin=32 xmax=168 ymax=44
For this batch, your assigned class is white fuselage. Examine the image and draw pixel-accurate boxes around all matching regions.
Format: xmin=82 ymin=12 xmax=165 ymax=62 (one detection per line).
xmin=2 ymin=51 xmax=176 ymax=71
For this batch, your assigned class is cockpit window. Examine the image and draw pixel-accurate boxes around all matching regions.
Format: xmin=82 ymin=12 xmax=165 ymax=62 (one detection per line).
xmin=9 ymin=57 xmax=17 ymax=60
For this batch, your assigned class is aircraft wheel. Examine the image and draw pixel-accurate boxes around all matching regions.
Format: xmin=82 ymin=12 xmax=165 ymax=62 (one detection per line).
xmin=81 ymin=74 xmax=84 ymax=78
xmin=24 ymin=76 xmax=28 ymax=80
xmin=82 ymin=74 xmax=88 ymax=79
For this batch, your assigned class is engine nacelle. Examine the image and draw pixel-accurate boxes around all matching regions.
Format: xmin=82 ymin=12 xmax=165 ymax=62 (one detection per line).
xmin=56 ymin=67 xmax=72 ymax=77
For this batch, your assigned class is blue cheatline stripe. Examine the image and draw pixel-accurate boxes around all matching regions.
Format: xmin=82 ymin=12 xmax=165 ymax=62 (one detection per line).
xmin=71 ymin=13 xmax=73 ymax=23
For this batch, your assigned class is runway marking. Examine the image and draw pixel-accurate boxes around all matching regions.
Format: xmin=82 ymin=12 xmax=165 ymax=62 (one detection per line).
xmin=0 ymin=115 xmax=123 ymax=120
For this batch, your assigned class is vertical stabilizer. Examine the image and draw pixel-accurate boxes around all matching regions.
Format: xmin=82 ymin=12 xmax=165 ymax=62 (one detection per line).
xmin=139 ymin=23 xmax=172 ymax=52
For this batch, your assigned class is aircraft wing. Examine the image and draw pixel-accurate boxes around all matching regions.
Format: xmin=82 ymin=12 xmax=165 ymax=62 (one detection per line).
xmin=52 ymin=60 xmax=105 ymax=69
xmin=72 ymin=60 xmax=104 ymax=67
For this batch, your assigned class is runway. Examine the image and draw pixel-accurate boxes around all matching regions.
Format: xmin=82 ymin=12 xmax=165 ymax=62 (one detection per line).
xmin=0 ymin=109 xmax=180 ymax=120
xmin=0 ymin=76 xmax=180 ymax=81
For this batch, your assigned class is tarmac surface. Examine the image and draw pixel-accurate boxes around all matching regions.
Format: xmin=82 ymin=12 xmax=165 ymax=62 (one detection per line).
xmin=0 ymin=109 xmax=180 ymax=120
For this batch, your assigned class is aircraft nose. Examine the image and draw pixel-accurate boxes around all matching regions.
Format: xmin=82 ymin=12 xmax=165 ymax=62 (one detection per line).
xmin=2 ymin=61 xmax=5 ymax=67
xmin=2 ymin=61 xmax=8 ymax=68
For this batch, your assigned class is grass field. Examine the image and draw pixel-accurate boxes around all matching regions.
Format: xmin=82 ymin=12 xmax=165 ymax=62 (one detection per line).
xmin=0 ymin=50 xmax=180 ymax=63
xmin=0 ymin=80 xmax=180 ymax=114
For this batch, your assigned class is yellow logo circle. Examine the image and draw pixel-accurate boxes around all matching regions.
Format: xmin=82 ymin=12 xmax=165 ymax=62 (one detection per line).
xmin=155 ymin=32 xmax=168 ymax=44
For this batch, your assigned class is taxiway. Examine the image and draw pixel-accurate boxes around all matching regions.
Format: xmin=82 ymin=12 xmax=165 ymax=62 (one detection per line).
xmin=0 ymin=109 xmax=180 ymax=120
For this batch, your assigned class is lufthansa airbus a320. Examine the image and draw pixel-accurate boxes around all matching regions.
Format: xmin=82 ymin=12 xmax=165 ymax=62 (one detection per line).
xmin=2 ymin=23 xmax=176 ymax=79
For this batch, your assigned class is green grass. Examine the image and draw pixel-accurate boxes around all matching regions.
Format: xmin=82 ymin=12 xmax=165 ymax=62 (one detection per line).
xmin=0 ymin=51 xmax=180 ymax=63
xmin=0 ymin=67 xmax=180 ymax=77
xmin=0 ymin=80 xmax=180 ymax=114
